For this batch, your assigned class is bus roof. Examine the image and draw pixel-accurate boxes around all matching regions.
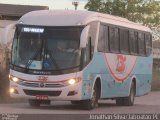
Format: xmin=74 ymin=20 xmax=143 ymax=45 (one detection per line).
xmin=18 ymin=10 xmax=151 ymax=32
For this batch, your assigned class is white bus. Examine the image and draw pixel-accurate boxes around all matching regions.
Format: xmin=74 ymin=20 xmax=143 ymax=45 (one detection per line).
xmin=8 ymin=10 xmax=152 ymax=110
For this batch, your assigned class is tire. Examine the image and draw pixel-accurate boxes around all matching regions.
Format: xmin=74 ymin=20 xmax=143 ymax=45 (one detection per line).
xmin=82 ymin=84 xmax=99 ymax=110
xmin=28 ymin=99 xmax=41 ymax=107
xmin=123 ymin=82 xmax=136 ymax=106
xmin=116 ymin=82 xmax=135 ymax=106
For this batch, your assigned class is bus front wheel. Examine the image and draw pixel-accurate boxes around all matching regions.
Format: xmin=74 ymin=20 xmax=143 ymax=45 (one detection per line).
xmin=82 ymin=84 xmax=99 ymax=110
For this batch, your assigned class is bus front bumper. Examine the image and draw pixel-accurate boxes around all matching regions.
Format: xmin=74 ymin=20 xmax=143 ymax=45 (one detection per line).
xmin=10 ymin=81 xmax=82 ymax=101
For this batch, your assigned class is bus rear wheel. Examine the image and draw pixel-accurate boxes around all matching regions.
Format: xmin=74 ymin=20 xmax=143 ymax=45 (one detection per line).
xmin=116 ymin=82 xmax=136 ymax=106
xmin=28 ymin=99 xmax=41 ymax=107
xmin=124 ymin=82 xmax=136 ymax=106
xmin=82 ymin=84 xmax=99 ymax=110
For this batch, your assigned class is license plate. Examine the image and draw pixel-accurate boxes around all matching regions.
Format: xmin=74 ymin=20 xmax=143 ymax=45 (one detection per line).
xmin=36 ymin=95 xmax=48 ymax=100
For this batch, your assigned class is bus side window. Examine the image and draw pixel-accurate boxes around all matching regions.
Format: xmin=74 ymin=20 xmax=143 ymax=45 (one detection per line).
xmin=138 ymin=32 xmax=145 ymax=55
xmin=129 ymin=31 xmax=138 ymax=55
xmin=98 ymin=25 xmax=105 ymax=52
xmin=98 ymin=25 xmax=109 ymax=52
xmin=109 ymin=26 xmax=119 ymax=53
xmin=105 ymin=26 xmax=109 ymax=52
xmin=120 ymin=29 xmax=129 ymax=54
xmin=145 ymin=33 xmax=152 ymax=56
xmin=83 ymin=37 xmax=92 ymax=65
xmin=88 ymin=21 xmax=98 ymax=54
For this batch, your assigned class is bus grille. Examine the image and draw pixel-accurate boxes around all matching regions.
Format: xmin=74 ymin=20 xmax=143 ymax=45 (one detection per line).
xmin=19 ymin=81 xmax=64 ymax=88
xmin=21 ymin=82 xmax=39 ymax=87
xmin=23 ymin=89 xmax=62 ymax=96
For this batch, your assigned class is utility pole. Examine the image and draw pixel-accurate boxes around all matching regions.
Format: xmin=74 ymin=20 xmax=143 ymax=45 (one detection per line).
xmin=72 ymin=0 xmax=79 ymax=10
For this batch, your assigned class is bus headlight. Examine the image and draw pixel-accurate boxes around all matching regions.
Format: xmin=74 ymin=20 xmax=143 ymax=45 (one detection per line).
xmin=9 ymin=74 xmax=11 ymax=79
xmin=12 ymin=77 xmax=19 ymax=82
xmin=10 ymin=76 xmax=19 ymax=83
xmin=10 ymin=88 xmax=15 ymax=93
xmin=68 ymin=79 xmax=76 ymax=85
xmin=63 ymin=77 xmax=81 ymax=86
xmin=10 ymin=88 xmax=18 ymax=94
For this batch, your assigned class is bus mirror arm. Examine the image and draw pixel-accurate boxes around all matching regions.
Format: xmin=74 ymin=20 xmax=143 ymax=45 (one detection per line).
xmin=80 ymin=25 xmax=90 ymax=48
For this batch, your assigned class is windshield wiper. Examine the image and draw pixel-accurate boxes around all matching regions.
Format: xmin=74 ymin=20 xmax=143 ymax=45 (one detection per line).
xmin=44 ymin=49 xmax=63 ymax=74
xmin=25 ymin=48 xmax=41 ymax=71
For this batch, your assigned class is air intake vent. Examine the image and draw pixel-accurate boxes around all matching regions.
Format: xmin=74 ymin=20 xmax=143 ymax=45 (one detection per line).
xmin=23 ymin=89 xmax=61 ymax=96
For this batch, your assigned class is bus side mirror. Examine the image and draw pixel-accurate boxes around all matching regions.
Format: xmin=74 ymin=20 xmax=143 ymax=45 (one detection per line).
xmin=4 ymin=24 xmax=16 ymax=49
xmin=80 ymin=25 xmax=90 ymax=48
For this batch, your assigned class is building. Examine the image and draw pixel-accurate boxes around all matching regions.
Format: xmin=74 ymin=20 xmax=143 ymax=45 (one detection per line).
xmin=0 ymin=4 xmax=49 ymax=44
xmin=0 ymin=4 xmax=49 ymax=20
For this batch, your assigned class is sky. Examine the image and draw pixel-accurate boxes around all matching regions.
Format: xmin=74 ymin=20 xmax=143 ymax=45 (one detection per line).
xmin=0 ymin=0 xmax=88 ymax=10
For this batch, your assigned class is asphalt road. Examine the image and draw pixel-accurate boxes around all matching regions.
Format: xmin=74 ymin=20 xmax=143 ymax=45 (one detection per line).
xmin=0 ymin=91 xmax=160 ymax=120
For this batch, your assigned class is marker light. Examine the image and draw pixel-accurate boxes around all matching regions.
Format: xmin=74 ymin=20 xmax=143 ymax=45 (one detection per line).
xmin=12 ymin=77 xmax=19 ymax=82
xmin=10 ymin=88 xmax=15 ymax=93
xmin=9 ymin=74 xmax=11 ymax=79
xmin=68 ymin=79 xmax=76 ymax=85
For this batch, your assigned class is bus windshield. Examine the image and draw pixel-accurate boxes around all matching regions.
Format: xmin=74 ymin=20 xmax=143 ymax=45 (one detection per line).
xmin=12 ymin=25 xmax=84 ymax=71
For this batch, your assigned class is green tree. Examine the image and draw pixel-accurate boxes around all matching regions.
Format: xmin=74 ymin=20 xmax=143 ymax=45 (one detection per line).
xmin=85 ymin=0 xmax=160 ymax=27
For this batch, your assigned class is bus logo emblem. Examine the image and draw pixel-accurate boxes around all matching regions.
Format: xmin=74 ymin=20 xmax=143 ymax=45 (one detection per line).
xmin=40 ymin=83 xmax=45 ymax=87
xmin=38 ymin=76 xmax=48 ymax=82
xmin=116 ymin=55 xmax=126 ymax=73
xmin=104 ymin=54 xmax=137 ymax=82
